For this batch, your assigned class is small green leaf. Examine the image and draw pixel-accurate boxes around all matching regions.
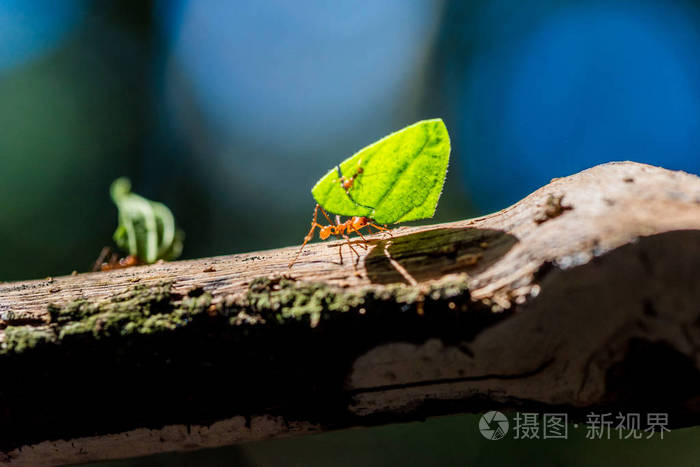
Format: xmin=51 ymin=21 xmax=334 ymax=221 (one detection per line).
xmin=311 ymin=118 xmax=450 ymax=224
xmin=110 ymin=178 xmax=184 ymax=263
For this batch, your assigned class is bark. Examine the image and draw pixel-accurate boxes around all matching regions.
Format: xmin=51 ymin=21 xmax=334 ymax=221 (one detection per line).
xmin=0 ymin=161 xmax=699 ymax=465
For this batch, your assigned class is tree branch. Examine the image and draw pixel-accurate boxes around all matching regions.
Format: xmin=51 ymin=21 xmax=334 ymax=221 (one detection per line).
xmin=1 ymin=161 xmax=699 ymax=465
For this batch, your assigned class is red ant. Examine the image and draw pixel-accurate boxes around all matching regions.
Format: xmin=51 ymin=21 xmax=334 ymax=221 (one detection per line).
xmin=337 ymin=160 xmax=376 ymax=210
xmin=92 ymin=246 xmax=142 ymax=272
xmin=289 ymin=161 xmax=391 ymax=268
xmin=288 ymin=204 xmax=389 ymax=268
xmin=340 ymin=165 xmax=362 ymax=191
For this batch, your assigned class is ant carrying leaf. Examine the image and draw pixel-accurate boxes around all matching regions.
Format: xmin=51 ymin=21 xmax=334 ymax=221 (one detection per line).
xmin=289 ymin=118 xmax=451 ymax=268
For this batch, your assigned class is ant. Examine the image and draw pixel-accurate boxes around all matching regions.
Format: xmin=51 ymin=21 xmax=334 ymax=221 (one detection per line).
xmin=336 ymin=160 xmax=375 ymax=210
xmin=288 ymin=204 xmax=389 ymax=268
xmin=340 ymin=164 xmax=362 ymax=191
xmin=289 ymin=160 xmax=391 ymax=268
xmin=92 ymin=246 xmax=142 ymax=272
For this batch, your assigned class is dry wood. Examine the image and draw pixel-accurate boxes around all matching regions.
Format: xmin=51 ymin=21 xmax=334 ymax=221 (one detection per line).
xmin=1 ymin=161 xmax=699 ymax=465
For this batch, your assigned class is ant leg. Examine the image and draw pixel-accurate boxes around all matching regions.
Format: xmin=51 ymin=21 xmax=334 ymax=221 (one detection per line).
xmin=334 ymin=214 xmax=369 ymax=250
xmin=323 ymin=210 xmax=355 ymax=264
xmin=367 ymin=222 xmax=388 ymax=231
xmin=324 ymin=231 xmax=349 ymax=265
xmin=319 ymin=206 xmax=335 ymax=225
xmin=329 ymin=230 xmax=348 ymax=266
xmin=342 ymin=233 xmax=361 ymax=268
xmin=347 ymin=224 xmax=369 ymax=249
xmin=352 ymin=225 xmax=367 ymax=241
xmin=93 ymin=246 xmax=113 ymax=272
xmin=289 ymin=204 xmax=322 ymax=268
xmin=369 ymin=222 xmax=393 ymax=238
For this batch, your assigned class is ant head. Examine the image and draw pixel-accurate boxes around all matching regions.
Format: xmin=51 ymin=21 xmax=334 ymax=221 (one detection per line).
xmin=320 ymin=225 xmax=332 ymax=240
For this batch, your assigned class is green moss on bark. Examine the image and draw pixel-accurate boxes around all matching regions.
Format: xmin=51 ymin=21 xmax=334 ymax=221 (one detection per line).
xmin=231 ymin=275 xmax=472 ymax=327
xmin=2 ymin=326 xmax=56 ymax=354
xmin=1 ymin=274 xmax=475 ymax=357
xmin=47 ymin=282 xmax=212 ymax=340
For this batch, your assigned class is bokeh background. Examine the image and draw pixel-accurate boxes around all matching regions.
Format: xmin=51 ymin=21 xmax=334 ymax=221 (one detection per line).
xmin=2 ymin=0 xmax=700 ymax=464
xmin=4 ymin=0 xmax=700 ymax=281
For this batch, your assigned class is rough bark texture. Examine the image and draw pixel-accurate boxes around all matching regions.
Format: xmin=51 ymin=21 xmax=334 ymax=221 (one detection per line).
xmin=1 ymin=161 xmax=699 ymax=465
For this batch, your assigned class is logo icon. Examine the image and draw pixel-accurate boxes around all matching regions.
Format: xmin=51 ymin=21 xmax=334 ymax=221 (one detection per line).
xmin=479 ymin=411 xmax=509 ymax=440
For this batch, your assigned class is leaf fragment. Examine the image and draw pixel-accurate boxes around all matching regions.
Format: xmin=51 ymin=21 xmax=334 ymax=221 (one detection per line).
xmin=311 ymin=118 xmax=451 ymax=224
xmin=110 ymin=178 xmax=184 ymax=263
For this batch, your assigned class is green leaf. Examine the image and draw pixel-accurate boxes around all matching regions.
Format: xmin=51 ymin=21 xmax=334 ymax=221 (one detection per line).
xmin=110 ymin=177 xmax=184 ymax=263
xmin=311 ymin=118 xmax=451 ymax=224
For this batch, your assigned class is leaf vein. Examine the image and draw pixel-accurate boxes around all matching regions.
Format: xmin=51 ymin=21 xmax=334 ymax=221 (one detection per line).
xmin=371 ymin=129 xmax=430 ymax=219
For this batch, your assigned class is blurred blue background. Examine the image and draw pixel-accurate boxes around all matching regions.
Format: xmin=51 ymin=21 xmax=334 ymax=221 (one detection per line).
xmin=2 ymin=0 xmax=700 ymax=281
